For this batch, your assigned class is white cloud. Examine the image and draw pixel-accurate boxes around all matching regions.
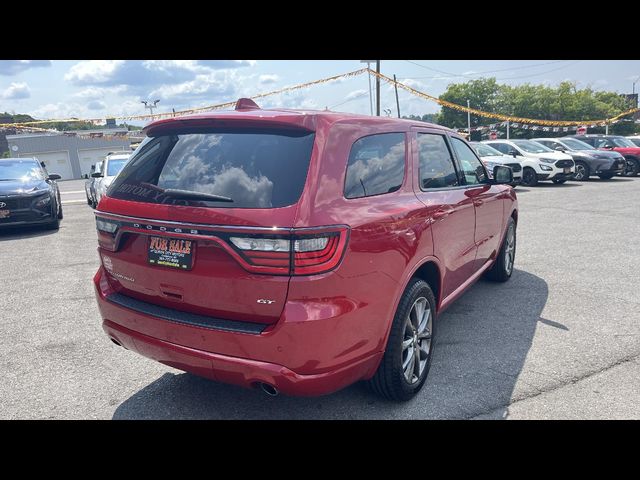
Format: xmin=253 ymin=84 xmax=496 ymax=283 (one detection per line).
xmin=2 ymin=82 xmax=31 ymax=99
xmin=0 ymin=60 xmax=51 ymax=76
xmin=87 ymin=100 xmax=107 ymax=110
xmin=64 ymin=60 xmax=255 ymax=89
xmin=345 ymin=89 xmax=368 ymax=100
xmin=259 ymin=74 xmax=279 ymax=85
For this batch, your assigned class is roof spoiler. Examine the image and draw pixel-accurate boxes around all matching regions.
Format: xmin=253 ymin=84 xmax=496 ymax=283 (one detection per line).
xmin=235 ymin=98 xmax=260 ymax=111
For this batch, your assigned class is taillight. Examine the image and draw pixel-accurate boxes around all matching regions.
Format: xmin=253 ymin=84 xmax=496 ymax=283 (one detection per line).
xmin=227 ymin=227 xmax=349 ymax=276
xmin=95 ymin=217 xmax=120 ymax=251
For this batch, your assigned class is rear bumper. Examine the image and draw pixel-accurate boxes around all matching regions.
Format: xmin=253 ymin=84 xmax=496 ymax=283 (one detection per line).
xmin=94 ymin=267 xmax=384 ymax=396
xmin=103 ymin=319 xmax=382 ymax=396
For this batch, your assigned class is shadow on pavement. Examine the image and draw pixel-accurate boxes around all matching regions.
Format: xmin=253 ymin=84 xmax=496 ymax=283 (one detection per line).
xmin=113 ymin=268 xmax=548 ymax=420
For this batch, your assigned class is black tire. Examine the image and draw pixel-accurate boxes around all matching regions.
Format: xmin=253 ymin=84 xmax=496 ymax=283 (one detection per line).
xmin=598 ymin=173 xmax=615 ymax=180
xmin=86 ymin=195 xmax=92 ymax=205
xmin=485 ymin=217 xmax=516 ymax=283
xmin=622 ymin=158 xmax=640 ymax=177
xmin=368 ymin=278 xmax=436 ymax=401
xmin=572 ymin=162 xmax=589 ymax=181
xmin=552 ymin=178 xmax=567 ymax=184
xmin=521 ymin=167 xmax=538 ymax=187
xmin=57 ymin=202 xmax=63 ymax=219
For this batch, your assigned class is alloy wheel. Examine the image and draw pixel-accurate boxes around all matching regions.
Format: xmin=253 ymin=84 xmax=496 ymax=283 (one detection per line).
xmin=505 ymin=224 xmax=515 ymax=275
xmin=402 ymin=297 xmax=432 ymax=384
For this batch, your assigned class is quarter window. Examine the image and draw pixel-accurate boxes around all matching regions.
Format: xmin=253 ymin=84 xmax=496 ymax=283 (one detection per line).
xmin=344 ymin=133 xmax=406 ymax=199
xmin=451 ymin=137 xmax=488 ymax=185
xmin=417 ymin=133 xmax=459 ymax=189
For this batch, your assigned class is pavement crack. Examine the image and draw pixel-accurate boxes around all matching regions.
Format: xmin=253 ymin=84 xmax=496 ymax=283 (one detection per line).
xmin=468 ymin=351 xmax=640 ymax=420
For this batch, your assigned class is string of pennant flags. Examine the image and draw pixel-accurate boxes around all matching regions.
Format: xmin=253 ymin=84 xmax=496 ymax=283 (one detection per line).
xmin=0 ymin=66 xmax=638 ymax=130
xmin=459 ymin=118 xmax=625 ymax=135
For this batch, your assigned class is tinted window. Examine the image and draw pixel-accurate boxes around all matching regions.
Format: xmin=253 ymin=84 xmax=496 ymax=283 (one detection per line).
xmin=577 ymin=137 xmax=596 ymax=147
xmin=488 ymin=142 xmax=511 ymax=154
xmin=417 ymin=133 xmax=459 ymax=189
xmin=451 ymin=137 xmax=487 ymax=185
xmin=344 ymin=133 xmax=405 ymax=199
xmin=108 ymin=130 xmax=315 ymax=209
xmin=474 ymin=143 xmax=504 ymax=157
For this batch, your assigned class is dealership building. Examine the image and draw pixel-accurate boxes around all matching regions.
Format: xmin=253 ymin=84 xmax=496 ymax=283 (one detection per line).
xmin=6 ymin=129 xmax=134 ymax=180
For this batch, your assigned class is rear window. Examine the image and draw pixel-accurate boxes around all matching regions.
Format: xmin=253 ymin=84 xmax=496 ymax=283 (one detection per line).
xmin=107 ymin=129 xmax=315 ymax=208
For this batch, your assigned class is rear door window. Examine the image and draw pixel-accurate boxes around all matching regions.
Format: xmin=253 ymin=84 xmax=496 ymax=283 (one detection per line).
xmin=344 ymin=133 xmax=406 ymax=199
xmin=108 ymin=129 xmax=315 ymax=208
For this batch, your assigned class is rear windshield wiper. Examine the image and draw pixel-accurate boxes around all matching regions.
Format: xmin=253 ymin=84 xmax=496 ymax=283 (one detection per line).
xmin=138 ymin=182 xmax=234 ymax=203
xmin=160 ymin=188 xmax=234 ymax=203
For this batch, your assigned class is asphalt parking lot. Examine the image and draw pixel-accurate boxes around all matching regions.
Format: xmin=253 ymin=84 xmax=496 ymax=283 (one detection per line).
xmin=1 ymin=177 xmax=639 ymax=419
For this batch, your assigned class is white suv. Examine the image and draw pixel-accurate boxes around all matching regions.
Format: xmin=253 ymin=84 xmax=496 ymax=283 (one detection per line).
xmin=483 ymin=139 xmax=575 ymax=186
xmin=92 ymin=153 xmax=130 ymax=205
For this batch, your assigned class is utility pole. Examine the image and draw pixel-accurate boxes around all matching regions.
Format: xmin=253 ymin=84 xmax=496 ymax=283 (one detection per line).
xmin=506 ymin=120 xmax=510 ymax=139
xmin=141 ymin=99 xmax=160 ymax=116
xmin=605 ymin=122 xmax=609 ymax=135
xmin=467 ymin=99 xmax=471 ymax=139
xmin=360 ymin=61 xmax=375 ymax=116
xmin=376 ymin=60 xmax=381 ymax=116
xmin=393 ymin=74 xmax=401 ymax=118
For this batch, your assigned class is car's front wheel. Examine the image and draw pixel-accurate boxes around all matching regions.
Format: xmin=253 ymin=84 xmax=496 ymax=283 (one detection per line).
xmin=623 ymin=158 xmax=639 ymax=177
xmin=572 ymin=162 xmax=589 ymax=181
xmin=485 ymin=217 xmax=516 ymax=282
xmin=368 ymin=278 xmax=436 ymax=401
xmin=521 ymin=167 xmax=538 ymax=187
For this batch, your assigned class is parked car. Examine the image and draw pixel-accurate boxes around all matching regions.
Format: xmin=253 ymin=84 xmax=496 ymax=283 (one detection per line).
xmin=93 ymin=100 xmax=518 ymax=401
xmin=533 ymin=137 xmax=626 ymax=180
xmin=482 ymin=139 xmax=575 ymax=186
xmin=92 ymin=153 xmax=130 ymax=206
xmin=626 ymin=136 xmax=640 ymax=147
xmin=568 ymin=135 xmax=640 ymax=177
xmin=470 ymin=142 xmax=522 ymax=185
xmin=0 ymin=157 xmax=63 ymax=230
xmin=85 ymin=162 xmax=100 ymax=207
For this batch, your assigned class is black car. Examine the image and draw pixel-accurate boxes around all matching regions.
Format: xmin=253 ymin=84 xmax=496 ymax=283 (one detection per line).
xmin=533 ymin=137 xmax=626 ymax=180
xmin=0 ymin=158 xmax=63 ymax=230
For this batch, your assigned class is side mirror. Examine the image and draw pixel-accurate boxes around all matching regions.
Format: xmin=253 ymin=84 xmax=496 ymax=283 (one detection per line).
xmin=604 ymin=145 xmax=614 ymax=149
xmin=47 ymin=173 xmax=62 ymax=181
xmin=493 ymin=165 xmax=513 ymax=185
xmin=91 ymin=172 xmax=104 ymax=178
xmin=509 ymin=150 xmax=519 ymax=157
xmin=554 ymin=145 xmax=565 ymax=152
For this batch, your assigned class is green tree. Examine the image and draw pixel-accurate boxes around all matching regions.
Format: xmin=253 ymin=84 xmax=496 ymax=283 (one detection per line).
xmin=434 ymin=79 xmax=640 ymax=137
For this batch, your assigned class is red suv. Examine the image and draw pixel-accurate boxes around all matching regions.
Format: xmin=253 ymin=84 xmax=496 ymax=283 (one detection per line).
xmin=93 ymin=100 xmax=518 ymax=400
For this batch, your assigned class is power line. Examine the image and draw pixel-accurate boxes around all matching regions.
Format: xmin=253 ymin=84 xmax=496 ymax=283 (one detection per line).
xmin=330 ymin=90 xmax=370 ymax=109
xmin=402 ymin=60 xmax=579 ymax=81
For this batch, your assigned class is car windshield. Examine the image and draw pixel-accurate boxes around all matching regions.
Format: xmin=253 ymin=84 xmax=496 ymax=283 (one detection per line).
xmin=629 ymin=138 xmax=640 ymax=147
xmin=0 ymin=160 xmax=45 ymax=181
xmin=107 ymin=158 xmax=128 ymax=176
xmin=511 ymin=140 xmax=553 ymax=153
xmin=560 ymin=138 xmax=593 ymax=151
xmin=612 ymin=137 xmax=636 ymax=148
xmin=473 ymin=143 xmax=504 ymax=157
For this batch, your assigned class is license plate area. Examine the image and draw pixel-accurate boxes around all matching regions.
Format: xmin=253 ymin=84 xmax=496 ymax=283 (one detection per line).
xmin=0 ymin=210 xmax=10 ymax=219
xmin=564 ymin=167 xmax=571 ymax=173
xmin=148 ymin=236 xmax=194 ymax=270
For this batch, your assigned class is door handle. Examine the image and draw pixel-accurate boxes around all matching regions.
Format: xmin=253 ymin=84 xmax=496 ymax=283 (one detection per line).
xmin=432 ymin=206 xmax=454 ymax=220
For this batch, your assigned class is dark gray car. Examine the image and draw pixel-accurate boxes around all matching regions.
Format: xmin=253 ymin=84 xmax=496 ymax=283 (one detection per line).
xmin=533 ymin=137 xmax=626 ymax=180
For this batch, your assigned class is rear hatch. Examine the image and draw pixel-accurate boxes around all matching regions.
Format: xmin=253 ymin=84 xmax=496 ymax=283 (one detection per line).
xmin=95 ymin=122 xmax=316 ymax=325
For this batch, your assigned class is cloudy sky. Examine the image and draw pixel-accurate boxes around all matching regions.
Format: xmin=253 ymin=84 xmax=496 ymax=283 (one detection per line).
xmin=1 ymin=60 xmax=639 ymax=125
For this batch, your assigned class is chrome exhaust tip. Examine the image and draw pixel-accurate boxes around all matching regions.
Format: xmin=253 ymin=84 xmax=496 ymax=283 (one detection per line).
xmin=258 ymin=382 xmax=279 ymax=397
